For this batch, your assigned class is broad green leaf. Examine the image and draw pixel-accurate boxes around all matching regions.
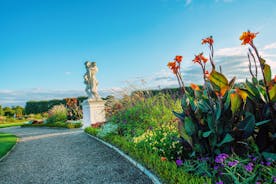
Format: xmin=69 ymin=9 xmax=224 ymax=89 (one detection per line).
xmin=245 ymin=79 xmax=259 ymax=97
xmin=262 ymin=152 xmax=276 ymax=161
xmin=209 ymin=70 xmax=229 ymax=90
xmin=256 ymin=119 xmax=271 ymax=126
xmin=264 ymin=64 xmax=271 ymax=84
xmin=217 ymin=133 xmax=234 ymax=147
xmin=230 ymin=93 xmax=242 ymax=114
xmin=269 ymin=85 xmax=276 ymax=102
xmin=173 ymin=111 xmax=185 ymax=121
xmin=237 ymin=112 xmax=255 ymax=137
xmin=203 ymin=130 xmax=213 ymax=138
xmin=184 ymin=117 xmax=196 ymax=136
xmin=207 ymin=114 xmax=215 ymax=131
xmin=215 ymin=101 xmax=221 ymax=120
xmin=252 ymin=77 xmax=258 ymax=85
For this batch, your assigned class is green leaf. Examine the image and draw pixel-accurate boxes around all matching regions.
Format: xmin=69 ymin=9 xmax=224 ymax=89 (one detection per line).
xmin=245 ymin=79 xmax=259 ymax=97
xmin=209 ymin=70 xmax=229 ymax=90
xmin=237 ymin=112 xmax=255 ymax=137
xmin=264 ymin=64 xmax=271 ymax=84
xmin=256 ymin=119 xmax=271 ymax=126
xmin=269 ymin=85 xmax=276 ymax=102
xmin=173 ymin=111 xmax=185 ymax=121
xmin=215 ymin=101 xmax=221 ymax=120
xmin=203 ymin=130 xmax=213 ymax=138
xmin=262 ymin=152 xmax=276 ymax=161
xmin=230 ymin=93 xmax=242 ymax=114
xmin=252 ymin=77 xmax=258 ymax=85
xmin=198 ymin=100 xmax=211 ymax=113
xmin=184 ymin=117 xmax=196 ymax=136
xmin=207 ymin=114 xmax=215 ymax=131
xmin=217 ymin=133 xmax=234 ymax=147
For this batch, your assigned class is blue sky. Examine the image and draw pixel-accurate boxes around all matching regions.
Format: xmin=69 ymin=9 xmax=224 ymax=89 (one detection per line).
xmin=1 ymin=0 xmax=276 ymax=106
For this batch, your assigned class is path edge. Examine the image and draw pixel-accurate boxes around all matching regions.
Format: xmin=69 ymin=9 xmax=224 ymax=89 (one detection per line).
xmin=85 ymin=133 xmax=162 ymax=184
xmin=0 ymin=137 xmax=19 ymax=162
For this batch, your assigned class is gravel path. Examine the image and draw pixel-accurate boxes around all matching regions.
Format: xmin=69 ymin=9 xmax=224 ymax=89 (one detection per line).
xmin=0 ymin=127 xmax=152 ymax=184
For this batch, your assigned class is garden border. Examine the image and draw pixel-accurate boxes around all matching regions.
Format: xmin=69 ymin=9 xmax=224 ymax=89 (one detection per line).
xmin=0 ymin=137 xmax=18 ymax=162
xmin=85 ymin=133 xmax=162 ymax=184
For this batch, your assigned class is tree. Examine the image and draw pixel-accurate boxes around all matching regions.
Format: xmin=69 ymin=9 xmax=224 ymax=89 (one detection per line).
xmin=12 ymin=106 xmax=24 ymax=118
xmin=3 ymin=107 xmax=15 ymax=117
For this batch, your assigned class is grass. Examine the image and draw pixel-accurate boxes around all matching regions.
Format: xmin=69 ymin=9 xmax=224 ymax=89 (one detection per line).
xmin=0 ymin=132 xmax=17 ymax=158
xmin=0 ymin=122 xmax=27 ymax=128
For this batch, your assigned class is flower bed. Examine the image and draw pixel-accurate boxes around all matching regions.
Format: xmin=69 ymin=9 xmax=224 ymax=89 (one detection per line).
xmin=85 ymin=31 xmax=276 ymax=184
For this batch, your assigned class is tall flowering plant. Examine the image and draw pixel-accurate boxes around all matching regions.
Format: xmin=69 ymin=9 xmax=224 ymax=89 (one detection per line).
xmin=65 ymin=98 xmax=83 ymax=120
xmin=167 ymin=32 xmax=276 ymax=160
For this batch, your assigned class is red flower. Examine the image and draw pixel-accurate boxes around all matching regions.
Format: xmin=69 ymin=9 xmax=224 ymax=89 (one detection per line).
xmin=240 ymin=31 xmax=258 ymax=45
xmin=167 ymin=61 xmax=180 ymax=74
xmin=202 ymin=36 xmax=214 ymax=45
xmin=193 ymin=53 xmax=208 ymax=64
xmin=174 ymin=55 xmax=183 ymax=63
xmin=161 ymin=157 xmax=167 ymax=161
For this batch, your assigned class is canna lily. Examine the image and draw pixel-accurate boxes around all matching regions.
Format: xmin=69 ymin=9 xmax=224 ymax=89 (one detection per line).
xmin=174 ymin=55 xmax=183 ymax=63
xmin=167 ymin=61 xmax=180 ymax=74
xmin=202 ymin=36 xmax=214 ymax=45
xmin=190 ymin=83 xmax=200 ymax=91
xmin=193 ymin=53 xmax=208 ymax=64
xmin=240 ymin=31 xmax=258 ymax=45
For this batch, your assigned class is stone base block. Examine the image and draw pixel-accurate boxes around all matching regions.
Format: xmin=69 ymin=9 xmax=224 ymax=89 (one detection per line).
xmin=82 ymin=99 xmax=106 ymax=128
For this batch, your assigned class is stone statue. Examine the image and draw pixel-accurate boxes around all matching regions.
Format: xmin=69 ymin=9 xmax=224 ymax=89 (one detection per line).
xmin=84 ymin=61 xmax=100 ymax=100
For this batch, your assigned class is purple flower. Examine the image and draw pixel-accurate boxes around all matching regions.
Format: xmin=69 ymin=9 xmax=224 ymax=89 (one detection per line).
xmin=216 ymin=181 xmax=223 ymax=184
xmin=266 ymin=162 xmax=271 ymax=166
xmin=176 ymin=159 xmax=183 ymax=166
xmin=244 ymin=162 xmax=254 ymax=172
xmin=273 ymin=176 xmax=276 ymax=183
xmin=215 ymin=153 xmax=229 ymax=164
xmin=214 ymin=165 xmax=219 ymax=170
xmin=256 ymin=182 xmax=261 ymax=184
xmin=228 ymin=160 xmax=239 ymax=167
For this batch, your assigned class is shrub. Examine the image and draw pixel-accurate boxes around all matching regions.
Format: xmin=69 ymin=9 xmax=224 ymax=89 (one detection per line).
xmin=110 ymin=93 xmax=181 ymax=137
xmin=47 ymin=105 xmax=67 ymax=123
xmin=133 ymin=123 xmax=184 ymax=161
xmin=97 ymin=122 xmax=118 ymax=138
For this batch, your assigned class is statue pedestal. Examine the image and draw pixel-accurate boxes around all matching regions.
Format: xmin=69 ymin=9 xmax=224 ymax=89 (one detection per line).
xmin=82 ymin=99 xmax=106 ymax=128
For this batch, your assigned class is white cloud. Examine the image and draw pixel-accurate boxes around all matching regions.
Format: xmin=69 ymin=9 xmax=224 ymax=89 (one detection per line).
xmin=263 ymin=42 xmax=276 ymax=50
xmin=216 ymin=46 xmax=248 ymax=57
xmin=65 ymin=71 xmax=72 ymax=75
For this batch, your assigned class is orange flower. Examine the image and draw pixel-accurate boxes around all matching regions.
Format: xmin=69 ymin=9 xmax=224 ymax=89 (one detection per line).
xmin=193 ymin=53 xmax=208 ymax=64
xmin=174 ymin=55 xmax=183 ymax=63
xmin=167 ymin=61 xmax=179 ymax=74
xmin=239 ymin=31 xmax=258 ymax=45
xmin=161 ymin=157 xmax=167 ymax=161
xmin=190 ymin=83 xmax=200 ymax=91
xmin=202 ymin=36 xmax=214 ymax=45
xmin=274 ymin=75 xmax=276 ymax=83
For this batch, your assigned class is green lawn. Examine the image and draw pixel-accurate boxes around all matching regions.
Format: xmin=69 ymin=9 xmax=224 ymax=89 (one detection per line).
xmin=0 ymin=122 xmax=26 ymax=128
xmin=0 ymin=132 xmax=17 ymax=158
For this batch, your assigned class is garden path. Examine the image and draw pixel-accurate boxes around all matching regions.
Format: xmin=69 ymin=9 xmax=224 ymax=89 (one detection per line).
xmin=0 ymin=127 xmax=152 ymax=184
